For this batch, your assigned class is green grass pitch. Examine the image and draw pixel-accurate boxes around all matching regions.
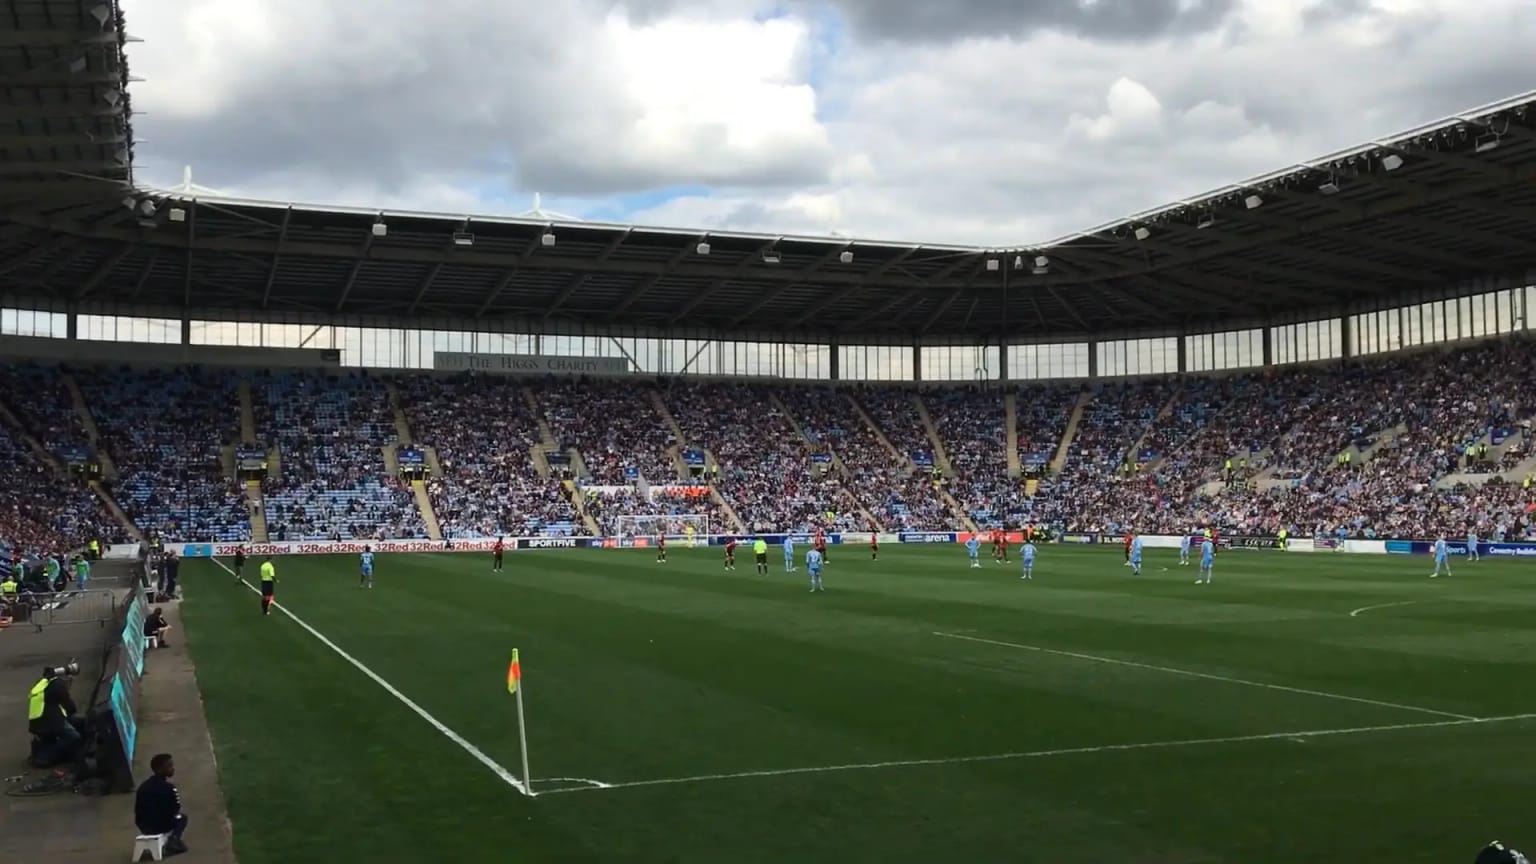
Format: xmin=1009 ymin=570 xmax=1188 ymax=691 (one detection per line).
xmin=179 ymin=545 xmax=1536 ymax=863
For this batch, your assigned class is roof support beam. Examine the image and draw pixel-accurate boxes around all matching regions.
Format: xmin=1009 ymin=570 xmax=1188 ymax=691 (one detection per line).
xmin=725 ymin=245 xmax=849 ymax=328
xmin=0 ymin=233 xmax=73 ymax=277
xmin=0 ymin=132 xmax=129 ymax=147
xmin=74 ymin=243 xmax=135 ymax=300
xmin=130 ymin=251 xmax=158 ymax=300
xmin=261 ymin=206 xmax=291 ymax=309
xmin=475 ymin=268 xmax=520 ymax=318
xmin=332 ymin=229 xmax=377 ymax=313
xmin=1388 ymin=213 xmax=1536 ymax=259
xmin=917 ymin=286 xmax=967 ymax=334
xmin=845 ymin=287 xmax=924 ymax=331
xmin=668 ymin=240 xmax=779 ymax=326
xmin=405 ymin=263 xmax=444 ymax=315
xmin=1190 ymin=210 xmax=1443 ymax=283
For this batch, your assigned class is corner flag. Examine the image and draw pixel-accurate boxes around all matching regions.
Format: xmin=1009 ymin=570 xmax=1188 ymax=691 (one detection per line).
xmin=507 ymin=648 xmax=521 ymax=695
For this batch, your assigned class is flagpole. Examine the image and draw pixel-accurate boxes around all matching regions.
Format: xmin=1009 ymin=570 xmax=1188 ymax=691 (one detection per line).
xmin=515 ymin=676 xmax=533 ymax=796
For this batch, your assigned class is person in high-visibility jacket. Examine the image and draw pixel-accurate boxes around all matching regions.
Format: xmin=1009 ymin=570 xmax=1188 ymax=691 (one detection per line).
xmin=28 ymin=667 xmax=81 ymax=765
xmin=1277 ymin=528 xmax=1289 ymax=550
xmin=259 ymin=558 xmax=277 ymax=616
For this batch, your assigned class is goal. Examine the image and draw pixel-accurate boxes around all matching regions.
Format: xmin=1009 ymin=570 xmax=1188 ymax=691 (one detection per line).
xmin=613 ymin=514 xmax=712 ymax=545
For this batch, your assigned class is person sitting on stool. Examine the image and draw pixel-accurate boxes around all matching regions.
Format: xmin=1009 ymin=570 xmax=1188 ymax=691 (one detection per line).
xmin=27 ymin=666 xmax=83 ymax=767
xmin=136 ymin=753 xmax=189 ymax=856
xmin=145 ymin=608 xmax=171 ymax=647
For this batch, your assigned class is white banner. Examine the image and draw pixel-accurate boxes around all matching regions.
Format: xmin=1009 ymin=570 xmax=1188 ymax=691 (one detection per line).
xmin=173 ymin=539 xmax=500 ymax=558
xmin=433 ymin=352 xmax=630 ymax=376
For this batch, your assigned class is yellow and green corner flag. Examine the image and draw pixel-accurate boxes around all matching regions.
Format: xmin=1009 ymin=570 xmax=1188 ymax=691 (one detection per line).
xmin=507 ymin=649 xmax=522 ymax=695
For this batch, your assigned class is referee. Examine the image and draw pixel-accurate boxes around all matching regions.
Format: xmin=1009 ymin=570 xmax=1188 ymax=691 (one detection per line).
xmin=753 ymin=537 xmax=768 ymax=575
xmin=259 ymin=557 xmax=277 ymax=616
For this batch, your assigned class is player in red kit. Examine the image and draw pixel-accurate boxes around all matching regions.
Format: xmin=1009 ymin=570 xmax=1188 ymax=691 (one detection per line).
xmin=724 ymin=537 xmax=737 ymax=571
xmin=656 ymin=533 xmax=667 ymax=563
xmin=814 ymin=528 xmax=827 ymax=563
xmin=870 ymin=532 xmax=878 ymax=561
xmin=996 ymin=530 xmax=1009 ymax=563
xmin=1123 ymin=531 xmax=1134 ymax=566
xmin=492 ymin=537 xmax=504 ymax=572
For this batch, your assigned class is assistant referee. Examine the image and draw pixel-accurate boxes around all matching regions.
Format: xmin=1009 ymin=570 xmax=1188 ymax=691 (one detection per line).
xmin=259 ymin=557 xmax=277 ymax=616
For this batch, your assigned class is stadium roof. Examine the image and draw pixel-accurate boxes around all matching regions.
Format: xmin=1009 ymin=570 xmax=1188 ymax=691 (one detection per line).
xmin=2 ymin=4 xmax=1535 ymax=340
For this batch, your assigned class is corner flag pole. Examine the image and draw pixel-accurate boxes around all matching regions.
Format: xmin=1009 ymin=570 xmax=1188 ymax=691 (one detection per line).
xmin=509 ymin=648 xmax=533 ymax=795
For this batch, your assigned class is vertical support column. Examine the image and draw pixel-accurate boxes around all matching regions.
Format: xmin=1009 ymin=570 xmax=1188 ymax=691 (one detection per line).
xmin=829 ymin=339 xmax=840 ymax=381
xmin=66 ymin=306 xmax=78 ymax=339
xmin=997 ymin=334 xmax=1009 ymax=383
xmin=181 ymin=316 xmax=192 ymax=345
xmin=1262 ymin=324 xmax=1273 ymax=367
xmin=1339 ymin=313 xmax=1352 ymax=362
xmin=912 ymin=339 xmax=922 ymax=382
xmin=1087 ymin=339 xmax=1098 ymax=379
xmin=1175 ymin=330 xmax=1187 ymax=374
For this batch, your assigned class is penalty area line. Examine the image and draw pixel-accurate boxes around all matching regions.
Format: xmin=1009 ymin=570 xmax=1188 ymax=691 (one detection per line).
xmin=933 ymin=631 xmax=1477 ymax=721
xmin=207 ymin=557 xmax=537 ymax=797
xmin=538 ymin=712 xmax=1536 ymax=796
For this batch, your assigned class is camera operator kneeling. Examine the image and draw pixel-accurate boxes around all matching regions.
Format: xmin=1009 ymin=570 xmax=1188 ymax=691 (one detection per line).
xmin=27 ymin=663 xmax=85 ymax=768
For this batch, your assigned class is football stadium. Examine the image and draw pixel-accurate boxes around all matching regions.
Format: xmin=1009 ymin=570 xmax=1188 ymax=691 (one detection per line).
xmin=4 ymin=2 xmax=1536 ymax=862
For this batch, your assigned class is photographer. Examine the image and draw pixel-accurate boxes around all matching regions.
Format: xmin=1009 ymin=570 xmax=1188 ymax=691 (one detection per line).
xmin=27 ymin=662 xmax=84 ymax=767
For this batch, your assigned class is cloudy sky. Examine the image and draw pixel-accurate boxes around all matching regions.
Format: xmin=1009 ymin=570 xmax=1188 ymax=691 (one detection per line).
xmin=121 ymin=0 xmax=1536 ymax=246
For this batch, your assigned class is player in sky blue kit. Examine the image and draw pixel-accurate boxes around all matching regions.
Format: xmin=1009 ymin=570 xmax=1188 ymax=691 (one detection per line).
xmin=359 ymin=546 xmax=375 ymax=588
xmin=965 ymin=535 xmax=981 ymax=568
xmin=783 ymin=536 xmax=796 ymax=572
xmin=1128 ymin=534 xmax=1143 ymax=575
xmin=1020 ymin=541 xmax=1036 ymax=580
xmin=1431 ymin=537 xmax=1451 ymax=578
xmin=1179 ymin=532 xmax=1192 ymax=566
xmin=806 ymin=548 xmax=824 ymax=592
xmin=1197 ymin=537 xmax=1215 ymax=583
xmin=1466 ymin=529 xmax=1480 ymax=562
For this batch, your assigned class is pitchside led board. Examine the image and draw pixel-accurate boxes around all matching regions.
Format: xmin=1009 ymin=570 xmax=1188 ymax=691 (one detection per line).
xmin=433 ymin=352 xmax=631 ymax=376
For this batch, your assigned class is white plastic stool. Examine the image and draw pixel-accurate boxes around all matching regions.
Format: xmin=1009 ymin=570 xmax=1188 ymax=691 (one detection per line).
xmin=132 ymin=833 xmax=168 ymax=861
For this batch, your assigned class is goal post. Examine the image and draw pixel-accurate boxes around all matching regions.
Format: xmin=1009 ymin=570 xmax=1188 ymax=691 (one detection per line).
xmin=613 ymin=513 xmax=712 ymax=545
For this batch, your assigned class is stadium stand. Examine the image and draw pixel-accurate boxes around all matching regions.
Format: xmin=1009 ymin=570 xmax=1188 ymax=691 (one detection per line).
xmin=399 ymin=373 xmax=577 ymax=537
xmin=254 ymin=372 xmax=425 ymax=540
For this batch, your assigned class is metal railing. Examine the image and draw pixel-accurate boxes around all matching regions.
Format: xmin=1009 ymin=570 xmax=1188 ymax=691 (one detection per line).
xmin=1 ymin=590 xmax=120 ymax=631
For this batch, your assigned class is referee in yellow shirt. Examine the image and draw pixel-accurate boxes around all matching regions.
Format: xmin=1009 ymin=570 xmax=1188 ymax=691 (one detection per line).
xmin=259 ymin=558 xmax=277 ymax=616
xmin=753 ymin=538 xmax=769 ymax=575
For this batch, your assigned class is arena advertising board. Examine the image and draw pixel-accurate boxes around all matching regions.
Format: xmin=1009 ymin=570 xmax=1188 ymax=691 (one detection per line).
xmin=433 ymin=351 xmax=630 ymax=376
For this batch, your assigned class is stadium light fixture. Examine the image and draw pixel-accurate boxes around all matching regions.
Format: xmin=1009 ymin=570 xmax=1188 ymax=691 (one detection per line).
xmin=1318 ymin=178 xmax=1340 ymax=195
xmin=762 ymin=250 xmax=782 ymax=264
xmin=985 ymin=258 xmax=1000 ymax=272
xmin=1133 ymin=226 xmax=1151 ymax=241
xmin=89 ymin=3 xmax=111 ymax=28
xmin=541 ymin=230 xmax=556 ymax=248
xmin=102 ymin=89 xmax=120 ymax=106
xmin=1243 ymin=194 xmax=1263 ymax=210
xmin=696 ymin=241 xmax=711 ymax=255
xmin=1033 ymin=255 xmax=1049 ymax=269
xmin=168 ymin=207 xmax=186 ymax=223
xmin=1380 ymin=153 xmax=1404 ymax=171
xmin=1474 ymin=134 xmax=1501 ymax=153
xmin=137 ymin=199 xmax=156 ymax=217
xmin=452 ymin=231 xmax=474 ymax=247
xmin=371 ymin=219 xmax=387 ymax=238
xmin=839 ymin=249 xmax=853 ymax=264
xmin=1196 ymin=212 xmax=1216 ymax=229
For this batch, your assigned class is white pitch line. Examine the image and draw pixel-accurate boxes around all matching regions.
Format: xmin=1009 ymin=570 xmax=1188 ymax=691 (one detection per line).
xmin=1349 ymin=600 xmax=1424 ymax=618
xmin=208 ymin=558 xmax=534 ymax=797
xmin=539 ymin=712 xmax=1536 ymax=796
xmin=934 ymin=631 xmax=1477 ymax=721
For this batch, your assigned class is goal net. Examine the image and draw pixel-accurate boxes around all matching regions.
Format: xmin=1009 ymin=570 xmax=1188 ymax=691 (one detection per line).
xmin=613 ymin=514 xmax=711 ymax=545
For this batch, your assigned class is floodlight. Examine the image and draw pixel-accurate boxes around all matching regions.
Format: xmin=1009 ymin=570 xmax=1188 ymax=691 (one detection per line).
xmin=1133 ymin=226 xmax=1151 ymax=241
xmin=1033 ymin=255 xmax=1049 ymax=269
xmin=1381 ymin=154 xmax=1404 ymax=171
xmin=762 ymin=250 xmax=781 ymax=264
xmin=168 ymin=207 xmax=185 ymax=223
xmin=696 ymin=241 xmax=710 ymax=255
xmin=1013 ymin=255 xmax=1025 ymax=270
xmin=541 ymin=231 xmax=556 ymax=247
xmin=839 ymin=250 xmax=853 ymax=264
xmin=137 ymin=199 xmax=156 ymax=217
xmin=1474 ymin=134 xmax=1500 ymax=153
xmin=1318 ymin=179 xmax=1340 ymax=195
xmin=985 ymin=258 xmax=1000 ymax=272
xmin=102 ymin=90 xmax=120 ymax=106
xmin=89 ymin=4 xmax=111 ymax=27
xmin=1243 ymin=194 xmax=1263 ymax=210
xmin=371 ymin=220 xmax=387 ymax=238
xmin=452 ymin=231 xmax=474 ymax=247
xmin=1196 ymin=213 xmax=1216 ymax=229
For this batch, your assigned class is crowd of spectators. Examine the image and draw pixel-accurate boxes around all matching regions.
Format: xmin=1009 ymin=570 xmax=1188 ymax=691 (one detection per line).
xmin=255 ymin=372 xmax=425 ymax=540
xmin=3 ymin=339 xmax=1535 ymax=547
xmin=540 ymin=377 xmax=677 ymax=484
xmin=666 ymin=382 xmax=865 ymax=533
xmin=77 ymin=367 xmax=249 ymax=542
xmin=399 ymin=373 xmax=575 ymax=537
xmin=0 ymin=420 xmax=122 ymax=556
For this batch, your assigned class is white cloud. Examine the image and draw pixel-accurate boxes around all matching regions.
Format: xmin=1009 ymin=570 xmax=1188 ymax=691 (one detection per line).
xmin=121 ymin=0 xmax=1536 ymax=246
